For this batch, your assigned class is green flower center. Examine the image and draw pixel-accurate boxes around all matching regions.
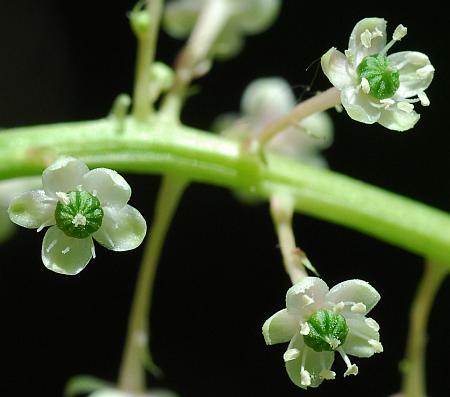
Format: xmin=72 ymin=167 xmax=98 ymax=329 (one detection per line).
xmin=55 ymin=191 xmax=103 ymax=239
xmin=357 ymin=54 xmax=400 ymax=99
xmin=303 ymin=309 xmax=349 ymax=352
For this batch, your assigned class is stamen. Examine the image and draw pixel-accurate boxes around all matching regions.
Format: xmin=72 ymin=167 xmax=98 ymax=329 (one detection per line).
xmin=325 ymin=335 xmax=341 ymax=350
xmin=365 ymin=318 xmax=380 ymax=332
xmin=55 ymin=192 xmax=70 ymax=205
xmin=360 ymin=78 xmax=370 ymax=94
xmin=72 ymin=213 xmax=87 ymax=227
xmin=301 ymin=294 xmax=315 ymax=307
xmin=300 ymin=369 xmax=311 ymax=386
xmin=338 ymin=348 xmax=359 ymax=377
xmin=61 ymin=246 xmax=70 ymax=255
xmin=320 ymin=369 xmax=336 ymax=380
xmin=397 ymin=102 xmax=414 ymax=113
xmin=372 ymin=27 xmax=383 ymax=38
xmin=418 ymin=91 xmax=430 ymax=106
xmin=360 ymin=29 xmax=372 ymax=48
xmin=344 ymin=49 xmax=354 ymax=62
xmin=46 ymin=239 xmax=57 ymax=253
xmin=368 ymin=339 xmax=384 ymax=353
xmin=380 ymin=98 xmax=395 ymax=109
xmin=351 ymin=302 xmax=367 ymax=314
xmin=283 ymin=348 xmax=300 ymax=362
xmin=393 ymin=24 xmax=407 ymax=41
xmin=344 ymin=364 xmax=359 ymax=377
xmin=332 ymin=301 xmax=345 ymax=313
xmin=300 ymin=322 xmax=310 ymax=335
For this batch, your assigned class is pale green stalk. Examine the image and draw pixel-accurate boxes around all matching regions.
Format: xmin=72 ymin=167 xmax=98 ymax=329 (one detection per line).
xmin=256 ymin=87 xmax=341 ymax=147
xmin=270 ymin=194 xmax=307 ymax=283
xmin=401 ymin=261 xmax=448 ymax=397
xmin=161 ymin=0 xmax=231 ymax=119
xmin=118 ymin=175 xmax=187 ymax=393
xmin=132 ymin=0 xmax=164 ymax=121
xmin=1 ymin=118 xmax=450 ymax=267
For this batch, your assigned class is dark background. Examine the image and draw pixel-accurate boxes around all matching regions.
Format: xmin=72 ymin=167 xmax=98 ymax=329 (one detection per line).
xmin=0 ymin=1 xmax=449 ymax=396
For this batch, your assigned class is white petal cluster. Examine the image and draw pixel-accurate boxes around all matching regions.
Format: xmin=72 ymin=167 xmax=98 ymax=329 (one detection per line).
xmin=8 ymin=157 xmax=147 ymax=275
xmin=262 ymin=277 xmax=382 ymax=389
xmin=163 ymin=0 xmax=281 ymax=59
xmin=217 ymin=77 xmax=334 ymax=167
xmin=321 ymin=18 xmax=434 ymax=131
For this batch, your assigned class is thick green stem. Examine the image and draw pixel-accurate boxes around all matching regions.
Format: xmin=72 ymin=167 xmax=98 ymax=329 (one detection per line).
xmin=1 ymin=118 xmax=450 ymax=267
xmin=401 ymin=261 xmax=447 ymax=397
xmin=118 ymin=175 xmax=187 ymax=393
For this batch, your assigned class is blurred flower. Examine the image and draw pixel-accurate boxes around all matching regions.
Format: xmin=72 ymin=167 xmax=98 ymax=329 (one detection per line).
xmin=8 ymin=157 xmax=146 ymax=275
xmin=0 ymin=176 xmax=41 ymax=243
xmin=163 ymin=0 xmax=281 ymax=59
xmin=321 ymin=17 xmax=434 ymax=131
xmin=262 ymin=277 xmax=382 ymax=389
xmin=215 ymin=77 xmax=333 ymax=167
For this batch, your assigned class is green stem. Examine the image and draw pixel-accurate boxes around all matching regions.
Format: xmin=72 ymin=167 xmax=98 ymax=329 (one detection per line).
xmin=132 ymin=0 xmax=164 ymax=121
xmin=401 ymin=261 xmax=447 ymax=397
xmin=1 ymin=118 xmax=450 ymax=267
xmin=118 ymin=174 xmax=187 ymax=393
xmin=270 ymin=194 xmax=307 ymax=283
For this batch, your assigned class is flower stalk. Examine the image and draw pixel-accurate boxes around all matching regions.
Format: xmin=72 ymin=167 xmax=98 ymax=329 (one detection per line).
xmin=256 ymin=87 xmax=341 ymax=147
xmin=270 ymin=193 xmax=307 ymax=283
xmin=161 ymin=0 xmax=231 ymax=119
xmin=132 ymin=0 xmax=164 ymax=121
xmin=401 ymin=261 xmax=448 ymax=397
xmin=118 ymin=175 xmax=187 ymax=393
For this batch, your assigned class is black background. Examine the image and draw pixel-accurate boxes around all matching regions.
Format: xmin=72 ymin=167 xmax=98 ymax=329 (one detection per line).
xmin=0 ymin=1 xmax=449 ymax=396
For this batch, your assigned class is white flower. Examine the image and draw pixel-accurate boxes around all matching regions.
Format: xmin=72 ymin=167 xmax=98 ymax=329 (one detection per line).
xmin=217 ymin=77 xmax=333 ymax=167
xmin=262 ymin=277 xmax=382 ymax=389
xmin=163 ymin=0 xmax=281 ymax=59
xmin=321 ymin=18 xmax=434 ymax=131
xmin=8 ymin=157 xmax=147 ymax=275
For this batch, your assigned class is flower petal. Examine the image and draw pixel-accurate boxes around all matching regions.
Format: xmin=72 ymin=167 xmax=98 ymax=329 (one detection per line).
xmin=262 ymin=309 xmax=298 ymax=345
xmin=326 ymin=279 xmax=380 ymax=314
xmin=82 ymin=168 xmax=131 ymax=208
xmin=93 ymin=205 xmax=147 ymax=251
xmin=340 ymin=86 xmax=381 ymax=124
xmin=286 ymin=332 xmax=335 ymax=389
xmin=389 ymin=51 xmax=434 ymax=98
xmin=8 ymin=189 xmax=55 ymax=229
xmin=378 ymin=107 xmax=420 ymax=131
xmin=342 ymin=316 xmax=381 ymax=358
xmin=321 ymin=47 xmax=355 ymax=89
xmin=348 ymin=18 xmax=387 ymax=65
xmin=42 ymin=226 xmax=93 ymax=275
xmin=286 ymin=277 xmax=329 ymax=317
xmin=42 ymin=156 xmax=89 ymax=197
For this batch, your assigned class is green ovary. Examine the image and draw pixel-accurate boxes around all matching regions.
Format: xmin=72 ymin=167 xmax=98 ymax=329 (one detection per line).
xmin=357 ymin=54 xmax=400 ymax=99
xmin=55 ymin=191 xmax=103 ymax=239
xmin=303 ymin=309 xmax=349 ymax=352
